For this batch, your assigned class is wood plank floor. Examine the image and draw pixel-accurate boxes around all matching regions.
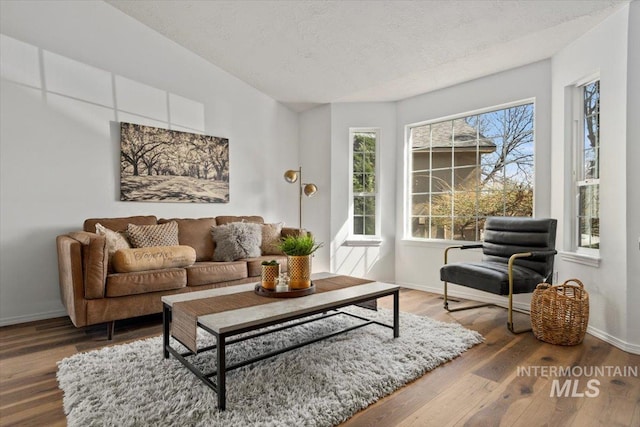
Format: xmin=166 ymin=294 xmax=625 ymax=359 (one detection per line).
xmin=1 ymin=289 xmax=638 ymax=426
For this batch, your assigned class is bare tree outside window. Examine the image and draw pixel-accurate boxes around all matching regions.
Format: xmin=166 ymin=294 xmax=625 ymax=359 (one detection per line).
xmin=410 ymin=103 xmax=534 ymax=241
xmin=577 ymin=80 xmax=600 ymax=249
xmin=120 ymin=122 xmax=229 ymax=203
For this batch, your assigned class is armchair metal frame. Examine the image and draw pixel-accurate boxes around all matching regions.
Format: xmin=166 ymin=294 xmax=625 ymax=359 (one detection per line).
xmin=443 ymin=244 xmax=557 ymax=334
xmin=440 ymin=217 xmax=557 ymax=334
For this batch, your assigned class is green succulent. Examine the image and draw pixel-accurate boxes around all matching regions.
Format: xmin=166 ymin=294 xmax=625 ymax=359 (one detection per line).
xmin=278 ymin=235 xmax=323 ymax=256
xmin=261 ymin=260 xmax=280 ymax=266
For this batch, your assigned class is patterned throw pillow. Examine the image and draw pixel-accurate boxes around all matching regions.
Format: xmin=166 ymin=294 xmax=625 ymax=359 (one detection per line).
xmin=127 ymin=221 xmax=179 ymax=248
xmin=95 ymin=223 xmax=131 ymax=268
xmin=211 ymin=222 xmax=262 ymax=262
xmin=261 ymin=222 xmax=284 ymax=255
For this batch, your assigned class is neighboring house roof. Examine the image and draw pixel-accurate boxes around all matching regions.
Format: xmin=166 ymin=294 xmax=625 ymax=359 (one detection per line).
xmin=412 ymin=120 xmax=496 ymax=153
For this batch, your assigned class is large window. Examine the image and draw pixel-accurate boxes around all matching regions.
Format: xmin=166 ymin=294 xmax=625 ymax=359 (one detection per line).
xmin=576 ymin=80 xmax=600 ymax=251
xmin=408 ymin=102 xmax=534 ymax=241
xmin=350 ymin=129 xmax=379 ymax=237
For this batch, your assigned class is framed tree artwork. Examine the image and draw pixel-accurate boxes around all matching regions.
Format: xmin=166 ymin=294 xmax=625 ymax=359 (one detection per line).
xmin=120 ymin=122 xmax=229 ymax=203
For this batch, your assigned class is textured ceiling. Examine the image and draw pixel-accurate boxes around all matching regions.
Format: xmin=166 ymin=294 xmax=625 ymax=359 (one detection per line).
xmin=106 ymin=0 xmax=627 ymax=112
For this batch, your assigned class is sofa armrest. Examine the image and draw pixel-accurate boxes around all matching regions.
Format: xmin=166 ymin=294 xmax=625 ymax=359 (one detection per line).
xmin=56 ymin=235 xmax=88 ymax=327
xmin=67 ymin=231 xmax=108 ymax=300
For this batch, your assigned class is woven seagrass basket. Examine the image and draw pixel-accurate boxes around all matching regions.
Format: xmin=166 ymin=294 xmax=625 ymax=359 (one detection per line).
xmin=531 ymin=279 xmax=589 ymax=345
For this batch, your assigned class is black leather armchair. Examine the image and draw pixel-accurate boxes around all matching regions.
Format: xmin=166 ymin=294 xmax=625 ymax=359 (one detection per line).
xmin=440 ymin=217 xmax=557 ymax=333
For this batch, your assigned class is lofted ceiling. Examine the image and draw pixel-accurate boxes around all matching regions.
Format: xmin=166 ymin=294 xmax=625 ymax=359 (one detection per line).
xmin=106 ymin=0 xmax=628 ymax=112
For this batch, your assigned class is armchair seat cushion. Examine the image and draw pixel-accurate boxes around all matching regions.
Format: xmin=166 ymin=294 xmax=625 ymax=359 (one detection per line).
xmin=440 ymin=261 xmax=544 ymax=295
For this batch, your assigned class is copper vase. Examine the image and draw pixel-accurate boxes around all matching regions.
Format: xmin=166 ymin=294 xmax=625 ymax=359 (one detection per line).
xmin=287 ymin=255 xmax=311 ymax=289
xmin=261 ymin=264 xmax=280 ymax=290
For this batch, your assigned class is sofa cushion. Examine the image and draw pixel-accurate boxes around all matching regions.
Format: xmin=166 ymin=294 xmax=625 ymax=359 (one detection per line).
xmin=112 ymin=245 xmax=196 ymax=273
xmin=158 ymin=217 xmax=217 ymax=261
xmin=244 ymin=255 xmax=288 ymax=277
xmin=281 ymin=227 xmax=310 ymax=238
xmin=215 ymin=215 xmax=264 ymax=226
xmin=95 ymin=223 xmax=131 ymax=271
xmin=186 ymin=261 xmax=247 ymax=286
xmin=84 ymin=215 xmax=157 ymax=233
xmin=211 ymin=222 xmax=262 ymax=261
xmin=128 ymin=221 xmax=179 ymax=248
xmin=261 ymin=223 xmax=284 ymax=255
xmin=105 ymin=268 xmax=186 ymax=297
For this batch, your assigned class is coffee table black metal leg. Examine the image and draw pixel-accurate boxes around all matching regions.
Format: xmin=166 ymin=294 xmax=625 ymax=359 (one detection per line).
xmin=217 ymin=333 xmax=226 ymax=410
xmin=393 ymin=289 xmax=400 ymax=338
xmin=163 ymin=304 xmax=170 ymax=359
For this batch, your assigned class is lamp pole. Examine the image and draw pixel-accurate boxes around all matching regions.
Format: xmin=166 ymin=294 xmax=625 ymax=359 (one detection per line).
xmin=284 ymin=166 xmax=317 ymax=232
xmin=297 ymin=167 xmax=303 ymax=231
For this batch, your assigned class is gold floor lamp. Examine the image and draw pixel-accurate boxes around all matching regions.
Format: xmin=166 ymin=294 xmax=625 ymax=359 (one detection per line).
xmin=284 ymin=167 xmax=317 ymax=231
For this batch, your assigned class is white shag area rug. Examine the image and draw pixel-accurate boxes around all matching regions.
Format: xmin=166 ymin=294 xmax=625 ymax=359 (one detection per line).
xmin=57 ymin=307 xmax=483 ymax=427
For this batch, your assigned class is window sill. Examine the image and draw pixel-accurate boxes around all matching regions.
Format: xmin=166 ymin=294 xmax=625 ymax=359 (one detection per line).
xmin=400 ymin=238 xmax=482 ymax=250
xmin=559 ymin=251 xmax=601 ymax=268
xmin=343 ymin=238 xmax=383 ymax=247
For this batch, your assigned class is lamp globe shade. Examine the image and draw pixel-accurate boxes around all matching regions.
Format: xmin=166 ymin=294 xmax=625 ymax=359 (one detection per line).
xmin=284 ymin=170 xmax=299 ymax=183
xmin=303 ymin=183 xmax=318 ymax=197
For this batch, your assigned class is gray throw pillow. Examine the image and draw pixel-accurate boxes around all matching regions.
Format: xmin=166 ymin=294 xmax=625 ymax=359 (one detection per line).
xmin=211 ymin=222 xmax=262 ymax=261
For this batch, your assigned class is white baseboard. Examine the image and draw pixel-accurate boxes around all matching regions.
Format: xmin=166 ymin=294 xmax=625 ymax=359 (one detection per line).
xmin=586 ymin=325 xmax=640 ymax=355
xmin=0 ymin=309 xmax=68 ymax=327
xmin=397 ymin=281 xmax=640 ymax=355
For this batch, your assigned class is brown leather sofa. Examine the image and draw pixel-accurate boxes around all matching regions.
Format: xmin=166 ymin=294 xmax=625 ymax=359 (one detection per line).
xmin=56 ymin=215 xmax=297 ymax=338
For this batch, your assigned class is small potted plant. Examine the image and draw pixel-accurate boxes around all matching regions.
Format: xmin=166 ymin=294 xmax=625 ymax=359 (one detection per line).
xmin=278 ymin=235 xmax=323 ymax=289
xmin=261 ymin=260 xmax=280 ymax=290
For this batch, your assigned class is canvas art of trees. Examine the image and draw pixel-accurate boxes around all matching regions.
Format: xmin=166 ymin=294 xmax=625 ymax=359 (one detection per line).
xmin=120 ymin=122 xmax=229 ymax=203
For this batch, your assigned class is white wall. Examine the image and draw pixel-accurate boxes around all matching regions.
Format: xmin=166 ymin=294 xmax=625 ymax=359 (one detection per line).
xmin=330 ymin=103 xmax=396 ymax=282
xmin=298 ymin=104 xmax=332 ymax=272
xmin=0 ymin=1 xmax=299 ymax=325
xmin=299 ymin=102 xmax=397 ymax=283
xmin=394 ymin=60 xmax=552 ymax=310
xmin=299 ymin=102 xmax=396 ymax=282
xmin=625 ymin=1 xmax=640 ymax=347
xmin=550 ymin=5 xmax=634 ymax=350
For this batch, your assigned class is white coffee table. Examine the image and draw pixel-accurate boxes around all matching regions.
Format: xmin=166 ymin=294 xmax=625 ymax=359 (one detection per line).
xmin=162 ymin=273 xmax=400 ymax=410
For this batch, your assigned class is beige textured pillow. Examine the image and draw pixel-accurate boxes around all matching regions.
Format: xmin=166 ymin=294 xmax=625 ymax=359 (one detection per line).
xmin=261 ymin=222 xmax=284 ymax=255
xmin=95 ymin=223 xmax=131 ymax=268
xmin=112 ymin=245 xmax=196 ymax=273
xmin=128 ymin=221 xmax=179 ymax=248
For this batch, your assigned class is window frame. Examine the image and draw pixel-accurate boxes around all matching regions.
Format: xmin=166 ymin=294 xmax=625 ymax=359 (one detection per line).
xmin=404 ymin=98 xmax=536 ymax=242
xmin=573 ymin=76 xmax=600 ymax=257
xmin=348 ymin=127 xmax=381 ymax=242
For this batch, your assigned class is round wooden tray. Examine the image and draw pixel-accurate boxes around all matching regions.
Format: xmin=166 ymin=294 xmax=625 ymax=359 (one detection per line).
xmin=254 ymin=283 xmax=315 ymax=298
